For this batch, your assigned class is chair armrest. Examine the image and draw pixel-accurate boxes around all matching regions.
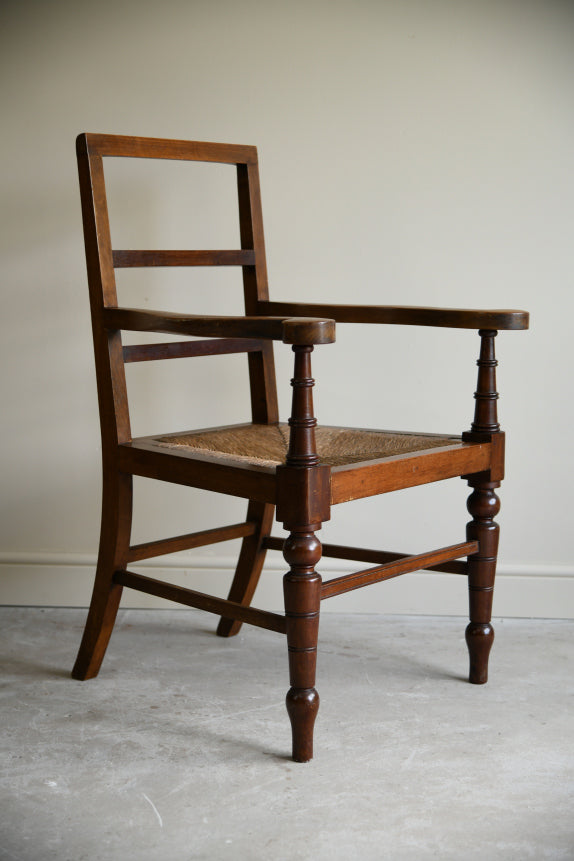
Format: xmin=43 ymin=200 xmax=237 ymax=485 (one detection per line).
xmin=258 ymin=301 xmax=529 ymax=331
xmin=102 ymin=307 xmax=336 ymax=345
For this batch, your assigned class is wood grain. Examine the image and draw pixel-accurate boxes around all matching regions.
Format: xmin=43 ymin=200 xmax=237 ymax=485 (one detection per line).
xmin=320 ymin=541 xmax=478 ymax=599
xmin=236 ymin=160 xmax=279 ymax=424
xmin=114 ymin=569 xmax=286 ymax=634
xmin=82 ymin=133 xmax=257 ymax=164
xmin=263 ymin=536 xmax=468 ymax=575
xmin=217 ymin=501 xmax=275 ymax=638
xmin=103 ymin=307 xmax=336 ymax=345
xmin=127 ymin=521 xmax=256 ymax=563
xmin=122 ymin=338 xmax=263 ymax=363
xmin=259 ymin=300 xmax=529 ymax=331
xmin=330 ymin=441 xmax=492 ymax=503
xmin=113 ymin=250 xmax=255 ymax=268
xmin=118 ymin=439 xmax=276 ymax=502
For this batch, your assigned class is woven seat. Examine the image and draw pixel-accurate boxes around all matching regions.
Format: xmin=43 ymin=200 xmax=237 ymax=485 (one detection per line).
xmin=72 ymin=133 xmax=528 ymax=763
xmin=155 ymin=423 xmax=456 ymax=468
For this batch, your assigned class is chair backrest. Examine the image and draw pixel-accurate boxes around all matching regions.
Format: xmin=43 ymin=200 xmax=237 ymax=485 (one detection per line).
xmin=76 ymin=133 xmax=279 ymax=451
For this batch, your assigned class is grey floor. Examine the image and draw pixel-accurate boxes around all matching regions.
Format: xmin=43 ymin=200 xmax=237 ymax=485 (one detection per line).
xmin=1 ymin=608 xmax=573 ymax=861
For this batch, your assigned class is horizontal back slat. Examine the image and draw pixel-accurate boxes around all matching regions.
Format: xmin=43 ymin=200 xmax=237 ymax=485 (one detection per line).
xmin=123 ymin=338 xmax=264 ymax=363
xmin=113 ymin=249 xmax=255 ymax=268
xmin=83 ymin=133 xmax=257 ymax=164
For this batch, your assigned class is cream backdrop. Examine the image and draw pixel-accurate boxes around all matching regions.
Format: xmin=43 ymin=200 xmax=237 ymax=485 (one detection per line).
xmin=1 ymin=0 xmax=572 ymax=617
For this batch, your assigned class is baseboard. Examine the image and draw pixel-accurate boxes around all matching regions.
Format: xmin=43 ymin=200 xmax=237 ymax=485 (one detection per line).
xmin=0 ymin=552 xmax=572 ymax=618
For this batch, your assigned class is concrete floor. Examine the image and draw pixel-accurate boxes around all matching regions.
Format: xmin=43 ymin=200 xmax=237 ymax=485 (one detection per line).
xmin=1 ymin=608 xmax=573 ymax=861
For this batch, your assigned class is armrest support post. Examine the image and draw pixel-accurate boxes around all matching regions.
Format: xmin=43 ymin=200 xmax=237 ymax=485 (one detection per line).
xmin=276 ymin=344 xmax=331 ymax=527
xmin=286 ymin=346 xmax=319 ymax=468
xmin=470 ymin=329 xmax=500 ymax=435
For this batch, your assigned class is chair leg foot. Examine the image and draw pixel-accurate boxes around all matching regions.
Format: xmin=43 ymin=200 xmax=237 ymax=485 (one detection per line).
xmin=72 ymin=472 xmax=132 ymax=680
xmin=286 ymin=687 xmax=319 ymax=762
xmin=72 ymin=582 xmax=123 ymax=680
xmin=215 ymin=619 xmax=239 ymax=638
xmin=466 ymin=621 xmax=494 ymax=684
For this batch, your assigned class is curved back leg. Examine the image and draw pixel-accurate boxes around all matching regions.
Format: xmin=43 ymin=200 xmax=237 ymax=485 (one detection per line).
xmin=72 ymin=471 xmax=133 ymax=680
xmin=216 ymin=500 xmax=274 ymax=638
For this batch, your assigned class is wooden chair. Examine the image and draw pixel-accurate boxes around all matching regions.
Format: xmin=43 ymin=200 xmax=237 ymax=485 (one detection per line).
xmin=73 ymin=133 xmax=529 ymax=762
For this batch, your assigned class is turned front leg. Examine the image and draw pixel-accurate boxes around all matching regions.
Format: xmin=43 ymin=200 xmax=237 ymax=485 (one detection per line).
xmin=466 ymin=480 xmax=500 ymax=684
xmin=464 ymin=329 xmax=503 ymax=685
xmin=277 ymin=344 xmax=331 ymax=762
xmin=283 ymin=530 xmax=322 ymax=762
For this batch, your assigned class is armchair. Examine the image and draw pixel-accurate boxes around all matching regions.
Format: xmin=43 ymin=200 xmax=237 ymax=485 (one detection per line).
xmin=73 ymin=133 xmax=528 ymax=761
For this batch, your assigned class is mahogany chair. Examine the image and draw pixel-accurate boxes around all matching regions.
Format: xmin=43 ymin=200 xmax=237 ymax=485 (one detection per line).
xmin=73 ymin=133 xmax=529 ymax=762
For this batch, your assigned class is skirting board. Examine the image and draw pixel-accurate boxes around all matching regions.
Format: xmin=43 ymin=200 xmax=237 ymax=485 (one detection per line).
xmin=0 ymin=553 xmax=573 ymax=618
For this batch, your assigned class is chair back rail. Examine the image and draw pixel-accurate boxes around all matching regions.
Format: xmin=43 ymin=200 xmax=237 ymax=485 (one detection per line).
xmin=113 ymin=250 xmax=256 ymax=267
xmin=84 ymin=133 xmax=258 ymax=164
xmin=122 ymin=338 xmax=265 ymax=364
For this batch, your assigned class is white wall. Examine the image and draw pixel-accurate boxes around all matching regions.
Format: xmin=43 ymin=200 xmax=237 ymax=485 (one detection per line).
xmin=1 ymin=0 xmax=573 ymax=617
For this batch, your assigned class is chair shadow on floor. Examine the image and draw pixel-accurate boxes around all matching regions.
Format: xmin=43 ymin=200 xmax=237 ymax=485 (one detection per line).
xmin=3 ymin=656 xmax=72 ymax=679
